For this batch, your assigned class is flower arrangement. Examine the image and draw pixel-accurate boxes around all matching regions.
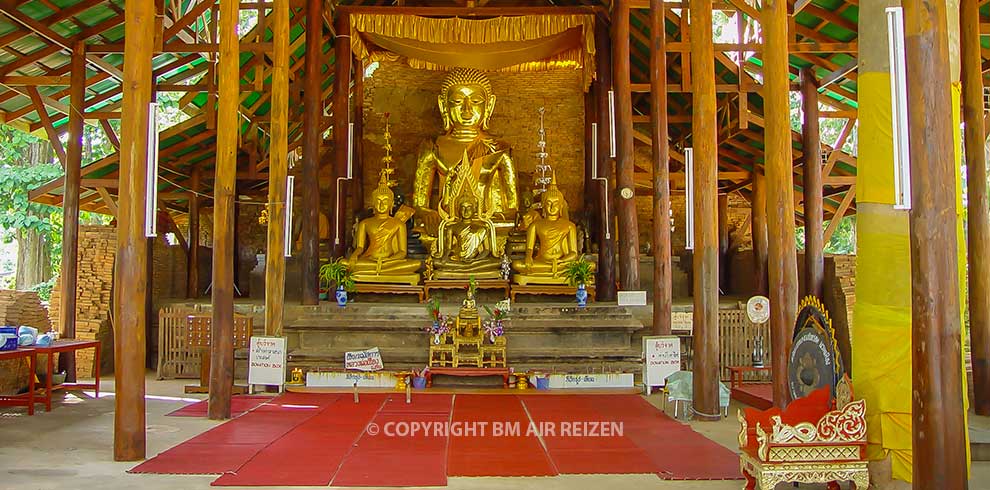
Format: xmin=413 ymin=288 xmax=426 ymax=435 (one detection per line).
xmin=483 ymin=304 xmax=507 ymax=342
xmin=425 ymin=298 xmax=450 ymax=344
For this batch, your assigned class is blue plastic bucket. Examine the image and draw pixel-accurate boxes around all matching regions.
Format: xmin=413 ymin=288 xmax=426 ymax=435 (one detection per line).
xmin=0 ymin=326 xmax=17 ymax=351
xmin=535 ymin=376 xmax=550 ymax=390
xmin=412 ymin=376 xmax=427 ymax=389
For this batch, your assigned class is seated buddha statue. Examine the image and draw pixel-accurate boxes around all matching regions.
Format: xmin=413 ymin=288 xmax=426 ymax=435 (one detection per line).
xmin=512 ymin=175 xmax=594 ymax=285
xmin=413 ymin=68 xmax=519 ymax=239
xmin=346 ymin=173 xmax=421 ymax=286
xmin=431 ymin=164 xmax=502 ymax=280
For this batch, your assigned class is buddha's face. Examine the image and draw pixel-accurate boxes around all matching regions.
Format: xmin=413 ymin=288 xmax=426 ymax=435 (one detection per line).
xmin=458 ymin=200 xmax=477 ymax=220
xmin=372 ymin=192 xmax=393 ymax=215
xmin=444 ymin=84 xmax=488 ymax=129
xmin=544 ymin=194 xmax=563 ymax=217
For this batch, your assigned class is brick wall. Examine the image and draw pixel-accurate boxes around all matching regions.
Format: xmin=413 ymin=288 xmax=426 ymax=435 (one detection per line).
xmin=49 ymin=225 xmax=116 ymax=378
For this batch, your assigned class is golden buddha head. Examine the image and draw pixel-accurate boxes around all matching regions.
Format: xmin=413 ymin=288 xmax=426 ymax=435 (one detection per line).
xmin=439 ymin=68 xmax=496 ymax=132
xmin=370 ymin=176 xmax=395 ymax=215
xmin=457 ymin=194 xmax=479 ymax=220
xmin=541 ymin=174 xmax=569 ymax=220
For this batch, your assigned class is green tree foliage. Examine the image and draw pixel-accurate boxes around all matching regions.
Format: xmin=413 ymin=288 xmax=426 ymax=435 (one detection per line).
xmin=0 ymin=127 xmax=63 ymax=241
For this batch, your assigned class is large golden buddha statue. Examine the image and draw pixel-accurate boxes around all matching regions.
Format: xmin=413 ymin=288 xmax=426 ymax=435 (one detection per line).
xmin=413 ymin=68 xmax=519 ymax=237
xmin=431 ymin=162 xmax=502 ymax=279
xmin=347 ymin=172 xmax=421 ymax=286
xmin=512 ymin=174 xmax=593 ymax=285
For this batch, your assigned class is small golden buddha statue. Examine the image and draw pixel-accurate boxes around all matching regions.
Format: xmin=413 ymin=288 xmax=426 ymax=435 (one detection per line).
xmin=347 ymin=173 xmax=421 ymax=286
xmin=431 ymin=162 xmax=502 ymax=280
xmin=413 ymin=68 xmax=519 ymax=236
xmin=512 ymin=175 xmax=594 ymax=285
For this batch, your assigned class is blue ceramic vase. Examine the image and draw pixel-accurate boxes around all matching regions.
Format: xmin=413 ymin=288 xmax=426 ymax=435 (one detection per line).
xmin=575 ymin=284 xmax=588 ymax=307
xmin=335 ymin=286 xmax=348 ymax=307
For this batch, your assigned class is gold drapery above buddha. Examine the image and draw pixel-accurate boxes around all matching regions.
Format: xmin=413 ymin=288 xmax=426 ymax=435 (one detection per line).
xmin=348 ymin=13 xmax=597 ymax=88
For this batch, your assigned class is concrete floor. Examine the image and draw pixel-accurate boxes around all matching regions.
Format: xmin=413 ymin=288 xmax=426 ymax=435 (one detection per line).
xmin=1 ymin=373 xmax=988 ymax=490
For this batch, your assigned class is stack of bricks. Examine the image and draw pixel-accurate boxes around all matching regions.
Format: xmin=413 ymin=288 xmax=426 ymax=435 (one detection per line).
xmin=825 ymin=254 xmax=856 ymax=374
xmin=49 ymin=225 xmax=116 ymax=378
xmin=0 ymin=290 xmax=50 ymax=394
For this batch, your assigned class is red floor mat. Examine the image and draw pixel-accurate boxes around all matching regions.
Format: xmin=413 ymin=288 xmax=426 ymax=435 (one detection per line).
xmin=131 ymin=395 xmax=328 ymax=475
xmin=332 ymin=412 xmax=450 ymax=487
xmin=212 ymin=394 xmax=385 ymax=487
xmin=447 ymin=394 xmax=557 ymax=477
xmin=165 ymin=395 xmax=273 ymax=418
xmin=521 ymin=395 xmax=656 ymax=474
xmin=379 ymin=392 xmax=453 ymax=414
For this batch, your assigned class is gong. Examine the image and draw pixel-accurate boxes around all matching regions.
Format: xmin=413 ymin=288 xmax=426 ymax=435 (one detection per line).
xmin=788 ymin=297 xmax=845 ymax=400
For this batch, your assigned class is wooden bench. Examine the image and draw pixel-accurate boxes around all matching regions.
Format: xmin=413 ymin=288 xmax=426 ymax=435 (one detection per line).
xmin=353 ymin=283 xmax=425 ymax=302
xmin=425 ymin=367 xmax=511 ymax=388
xmin=424 ymin=279 xmax=509 ymax=300
xmin=510 ymin=284 xmax=595 ymax=302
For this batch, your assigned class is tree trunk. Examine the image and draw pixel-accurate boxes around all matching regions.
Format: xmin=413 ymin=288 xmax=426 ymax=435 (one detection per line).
xmin=14 ymin=141 xmax=55 ymax=290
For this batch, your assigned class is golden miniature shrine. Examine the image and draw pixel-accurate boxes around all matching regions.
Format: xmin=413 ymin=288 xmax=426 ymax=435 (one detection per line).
xmin=428 ymin=284 xmax=506 ymax=369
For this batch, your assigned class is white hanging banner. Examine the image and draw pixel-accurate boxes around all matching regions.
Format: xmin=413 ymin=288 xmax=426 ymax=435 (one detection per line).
xmin=684 ymin=147 xmax=695 ymax=250
xmin=145 ymin=102 xmax=159 ymax=238
xmin=284 ymin=175 xmax=294 ymax=257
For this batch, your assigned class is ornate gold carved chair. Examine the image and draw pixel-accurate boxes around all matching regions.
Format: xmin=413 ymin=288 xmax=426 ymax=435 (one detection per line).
xmin=737 ymin=376 xmax=868 ymax=489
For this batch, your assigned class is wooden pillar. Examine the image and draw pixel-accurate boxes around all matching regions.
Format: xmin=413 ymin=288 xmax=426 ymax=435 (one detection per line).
xmin=751 ymin=171 xmax=769 ymax=295
xmin=209 ymin=0 xmax=238 ymax=420
xmin=903 ymin=0 xmax=969 ymax=484
xmin=594 ymin=19 xmax=617 ymax=301
xmin=689 ymin=0 xmax=720 ymax=421
xmin=331 ymin=13 xmax=351 ymax=258
xmin=265 ymin=0 xmax=289 ymax=336
xmin=650 ymin=0 xmax=671 ymax=336
xmin=801 ymin=67 xmax=824 ymax=298
xmin=187 ymin=167 xmax=200 ymax=298
xmin=59 ymin=42 xmax=85 ymax=383
xmin=762 ymin=0 xmax=799 ymax=408
xmin=612 ymin=0 xmax=640 ymax=290
xmin=300 ymin=0 xmax=322 ymax=304
xmin=114 ymin=0 xmax=152 ymax=461
xmin=962 ymin=0 xmax=990 ymax=416
xmin=717 ymin=193 xmax=729 ymax=293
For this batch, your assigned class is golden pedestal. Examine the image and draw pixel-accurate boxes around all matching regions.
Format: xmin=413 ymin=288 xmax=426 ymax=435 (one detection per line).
xmin=481 ymin=336 xmax=507 ymax=367
xmin=513 ymin=274 xmax=570 ymax=286
xmin=351 ymin=273 xmax=421 ymax=286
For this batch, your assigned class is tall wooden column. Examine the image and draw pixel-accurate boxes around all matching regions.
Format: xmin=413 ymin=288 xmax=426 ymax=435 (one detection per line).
xmin=717 ymin=193 xmax=729 ymax=292
xmin=300 ymin=0 xmax=322 ymax=304
xmin=594 ymin=19 xmax=617 ymax=301
xmin=689 ymin=0 xmax=720 ymax=421
xmin=903 ymin=0 xmax=969 ymax=484
xmin=801 ymin=68 xmax=824 ymax=298
xmin=762 ymin=0 xmax=799 ymax=408
xmin=209 ymin=0 xmax=239 ymax=420
xmin=331 ymin=13 xmax=351 ymax=258
xmin=650 ymin=0 xmax=671 ymax=335
xmin=187 ymin=167 xmax=200 ymax=298
xmin=265 ymin=0 xmax=289 ymax=337
xmin=60 ymin=42 xmax=85 ymax=383
xmin=751 ymin=171 xmax=769 ymax=295
xmin=612 ymin=0 xmax=640 ymax=290
xmin=115 ymin=0 xmax=153 ymax=461
xmin=961 ymin=0 xmax=990 ymax=416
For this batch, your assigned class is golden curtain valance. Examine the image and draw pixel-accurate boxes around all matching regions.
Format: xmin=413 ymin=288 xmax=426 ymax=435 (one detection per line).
xmin=348 ymin=13 xmax=597 ymax=87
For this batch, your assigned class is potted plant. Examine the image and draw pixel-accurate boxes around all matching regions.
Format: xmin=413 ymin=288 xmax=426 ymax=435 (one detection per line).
xmin=562 ymin=258 xmax=595 ymax=307
xmin=319 ymin=257 xmax=355 ymax=306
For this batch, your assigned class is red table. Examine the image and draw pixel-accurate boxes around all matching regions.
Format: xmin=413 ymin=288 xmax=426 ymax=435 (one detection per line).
xmin=425 ymin=367 xmax=511 ymax=388
xmin=33 ymin=339 xmax=101 ymax=412
xmin=0 ymin=347 xmax=36 ymax=415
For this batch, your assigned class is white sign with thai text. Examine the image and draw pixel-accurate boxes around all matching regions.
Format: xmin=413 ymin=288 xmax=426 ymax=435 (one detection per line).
xmin=547 ymin=373 xmax=634 ymax=389
xmin=248 ymin=336 xmax=287 ymax=386
xmin=344 ymin=347 xmax=384 ymax=371
xmin=643 ymin=335 xmax=681 ymax=389
xmin=306 ymin=371 xmax=396 ymax=387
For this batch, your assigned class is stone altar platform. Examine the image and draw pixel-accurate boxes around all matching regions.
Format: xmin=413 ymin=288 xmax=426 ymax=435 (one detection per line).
xmin=283 ymin=302 xmax=644 ymax=373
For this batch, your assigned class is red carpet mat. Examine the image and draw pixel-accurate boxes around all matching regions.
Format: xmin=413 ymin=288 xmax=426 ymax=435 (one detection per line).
xmin=130 ymin=396 xmax=328 ymax=475
xmin=165 ymin=395 xmax=273 ymax=418
xmin=331 ymin=411 xmax=450 ymax=487
xmin=213 ymin=394 xmax=384 ymax=486
xmin=447 ymin=395 xmax=557 ymax=477
xmin=521 ymin=395 xmax=656 ymax=474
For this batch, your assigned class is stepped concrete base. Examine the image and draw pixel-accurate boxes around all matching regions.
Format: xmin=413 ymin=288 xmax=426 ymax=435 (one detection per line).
xmin=283 ymin=302 xmax=644 ymax=373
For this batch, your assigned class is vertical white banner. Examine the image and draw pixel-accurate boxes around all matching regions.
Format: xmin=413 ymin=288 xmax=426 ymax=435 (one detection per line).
xmin=145 ymin=102 xmax=159 ymax=238
xmin=887 ymin=7 xmax=911 ymax=210
xmin=284 ymin=175 xmax=294 ymax=257
xmin=684 ymin=147 xmax=695 ymax=250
